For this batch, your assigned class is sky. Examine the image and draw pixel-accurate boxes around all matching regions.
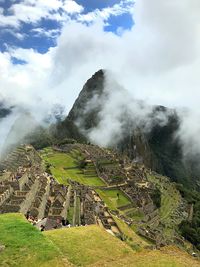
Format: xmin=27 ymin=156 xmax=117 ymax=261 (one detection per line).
xmin=1 ymin=0 xmax=200 ymax=155
xmin=0 ymin=0 xmax=134 ymax=53
xmin=0 ymin=0 xmax=135 ymax=112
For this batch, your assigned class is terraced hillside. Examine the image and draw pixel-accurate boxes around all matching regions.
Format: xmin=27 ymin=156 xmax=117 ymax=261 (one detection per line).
xmin=40 ymin=147 xmax=105 ymax=186
xmin=147 ymin=173 xmax=185 ymax=238
xmin=0 ymin=213 xmax=200 ymax=267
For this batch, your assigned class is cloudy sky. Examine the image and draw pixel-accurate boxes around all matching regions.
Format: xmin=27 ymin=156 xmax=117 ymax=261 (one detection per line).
xmin=1 ymin=0 xmax=200 ymax=154
xmin=0 ymin=0 xmax=135 ymax=112
xmin=1 ymin=0 xmax=200 ymax=112
xmin=0 ymin=0 xmax=133 ymax=53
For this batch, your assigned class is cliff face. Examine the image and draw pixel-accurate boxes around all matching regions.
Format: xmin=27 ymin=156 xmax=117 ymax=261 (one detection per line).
xmin=0 ymin=103 xmax=12 ymax=119
xmin=65 ymin=70 xmax=195 ymax=187
xmin=68 ymin=69 xmax=105 ymax=130
xmin=49 ymin=70 xmax=106 ymax=144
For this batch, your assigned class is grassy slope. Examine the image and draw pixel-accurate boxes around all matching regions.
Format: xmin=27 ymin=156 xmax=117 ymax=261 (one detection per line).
xmin=94 ymin=249 xmax=200 ymax=267
xmin=113 ymin=216 xmax=151 ymax=250
xmin=45 ymin=225 xmax=134 ymax=266
xmin=0 ymin=214 xmax=199 ymax=267
xmin=46 ymin=225 xmax=200 ymax=267
xmin=40 ymin=148 xmax=105 ymax=186
xmin=96 ymin=189 xmax=131 ymax=210
xmin=0 ymin=214 xmax=71 ymax=267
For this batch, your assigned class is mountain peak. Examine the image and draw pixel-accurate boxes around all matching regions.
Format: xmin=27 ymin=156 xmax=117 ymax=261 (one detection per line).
xmin=67 ymin=69 xmax=105 ymax=128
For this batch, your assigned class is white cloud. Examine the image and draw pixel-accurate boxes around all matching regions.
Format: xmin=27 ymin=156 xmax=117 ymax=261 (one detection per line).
xmin=78 ymin=0 xmax=134 ymax=23
xmin=62 ymin=0 xmax=84 ymax=14
xmin=0 ymin=13 xmax=20 ymax=28
xmin=1 ymin=0 xmax=200 ymax=155
xmin=9 ymin=1 xmax=61 ymax=24
xmin=31 ymin=28 xmax=61 ymax=38
xmin=1 ymin=28 xmax=26 ymax=40
xmin=0 ymin=0 xmax=84 ymax=28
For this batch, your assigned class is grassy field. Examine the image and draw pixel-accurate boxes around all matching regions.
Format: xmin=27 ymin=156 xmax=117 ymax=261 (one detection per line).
xmin=1 ymin=213 xmax=200 ymax=267
xmin=40 ymin=148 xmax=105 ymax=186
xmin=124 ymin=207 xmax=145 ymax=221
xmin=96 ymin=189 xmax=131 ymax=210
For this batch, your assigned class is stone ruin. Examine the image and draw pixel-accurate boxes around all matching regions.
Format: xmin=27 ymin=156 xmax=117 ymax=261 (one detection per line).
xmin=0 ymin=144 xmax=185 ymax=246
xmin=53 ymin=144 xmax=164 ymax=240
xmin=0 ymin=145 xmax=121 ymax=236
xmin=67 ymin=179 xmax=120 ymax=235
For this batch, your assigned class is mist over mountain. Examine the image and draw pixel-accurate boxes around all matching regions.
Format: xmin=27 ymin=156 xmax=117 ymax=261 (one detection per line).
xmin=1 ymin=68 xmax=200 ymax=188
xmin=66 ymin=70 xmax=200 ymax=188
xmin=0 ymin=102 xmax=12 ymax=119
xmin=0 ymin=1 xmax=200 ymax=171
xmin=0 ymin=103 xmax=67 ymax=156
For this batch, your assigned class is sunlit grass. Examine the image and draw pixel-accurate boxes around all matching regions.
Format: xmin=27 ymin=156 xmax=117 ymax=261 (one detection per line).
xmin=41 ymin=148 xmax=105 ymax=186
xmin=96 ymin=189 xmax=131 ymax=210
xmin=0 ymin=213 xmax=69 ymax=267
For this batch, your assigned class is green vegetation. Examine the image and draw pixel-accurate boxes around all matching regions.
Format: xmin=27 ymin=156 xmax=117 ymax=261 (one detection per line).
xmin=0 ymin=213 xmax=199 ymax=267
xmin=148 ymin=175 xmax=181 ymax=221
xmin=0 ymin=213 xmax=68 ymax=267
xmin=67 ymin=206 xmax=74 ymax=225
xmin=160 ymin=189 xmax=181 ymax=228
xmin=46 ymin=226 xmax=200 ymax=267
xmin=96 ymin=189 xmax=131 ymax=210
xmin=148 ymin=113 xmax=191 ymax=187
xmin=113 ymin=216 xmax=150 ymax=250
xmin=147 ymin=174 xmax=182 ymax=238
xmin=96 ymin=158 xmax=118 ymax=167
xmin=125 ymin=208 xmax=145 ymax=221
xmin=177 ymin=184 xmax=200 ymax=250
xmin=150 ymin=188 xmax=161 ymax=208
xmin=74 ymin=196 xmax=81 ymax=226
xmin=40 ymin=148 xmax=105 ymax=186
xmin=45 ymin=225 xmax=134 ymax=266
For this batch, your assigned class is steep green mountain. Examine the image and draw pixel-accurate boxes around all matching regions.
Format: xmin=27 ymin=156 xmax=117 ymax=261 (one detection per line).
xmin=53 ymin=71 xmax=105 ymax=145
xmin=65 ymin=70 xmax=198 ymax=188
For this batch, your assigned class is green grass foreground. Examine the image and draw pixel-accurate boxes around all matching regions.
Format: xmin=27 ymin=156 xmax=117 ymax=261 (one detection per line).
xmin=46 ymin=225 xmax=199 ymax=267
xmin=40 ymin=148 xmax=105 ymax=186
xmin=0 ymin=213 xmax=200 ymax=267
xmin=0 ymin=213 xmax=69 ymax=267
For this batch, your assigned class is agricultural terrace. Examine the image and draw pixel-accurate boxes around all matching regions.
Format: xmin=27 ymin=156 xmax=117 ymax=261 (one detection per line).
xmin=40 ymin=147 xmax=105 ymax=186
